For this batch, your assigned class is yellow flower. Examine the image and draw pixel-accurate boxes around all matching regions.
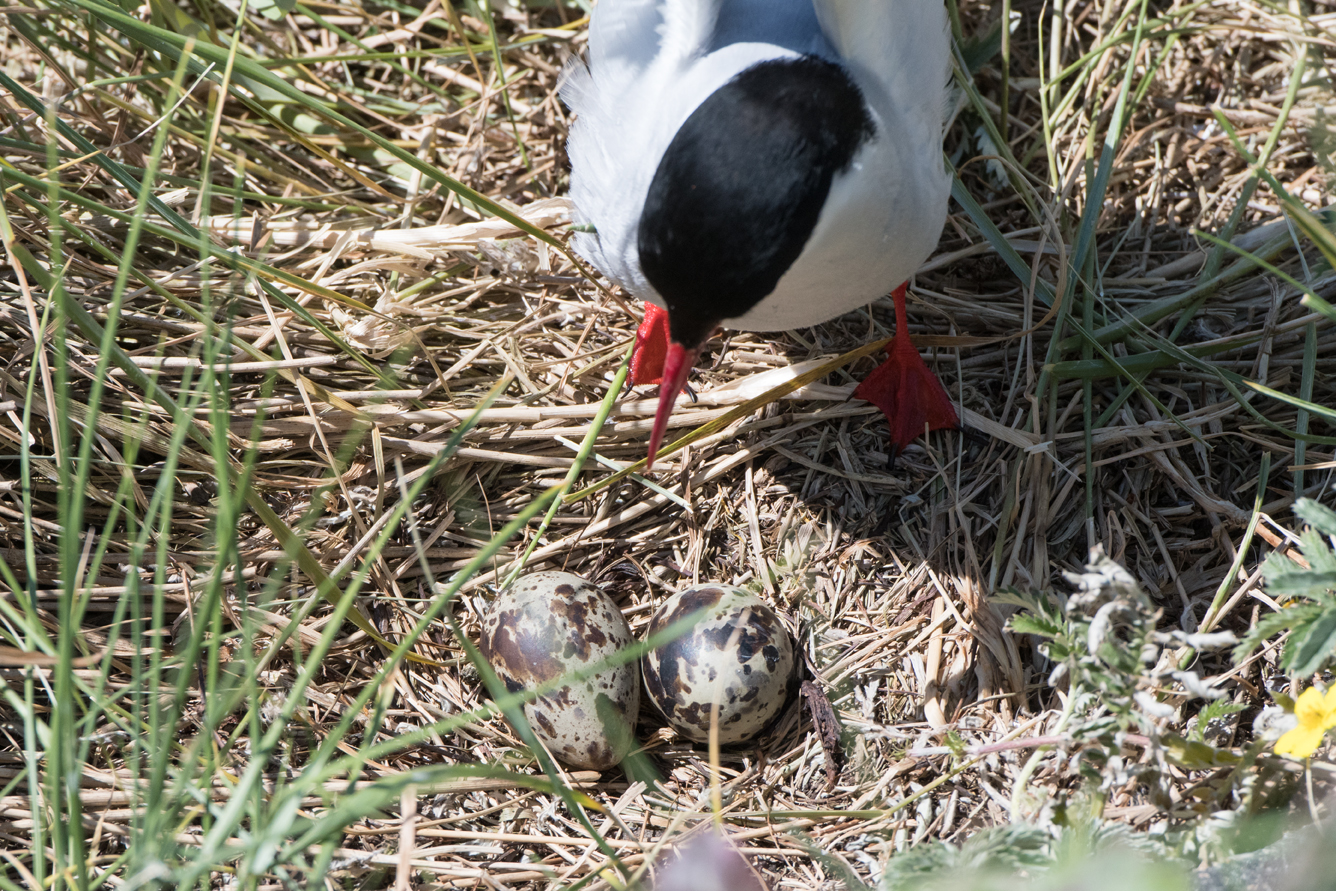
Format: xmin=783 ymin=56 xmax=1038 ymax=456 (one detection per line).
xmin=1275 ymin=686 xmax=1336 ymax=758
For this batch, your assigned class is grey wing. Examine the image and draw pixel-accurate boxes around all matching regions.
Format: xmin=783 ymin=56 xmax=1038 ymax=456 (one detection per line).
xmin=588 ymin=0 xmax=829 ymax=71
xmin=710 ymin=0 xmax=832 ymax=57
xmin=812 ymin=0 xmax=951 ymax=131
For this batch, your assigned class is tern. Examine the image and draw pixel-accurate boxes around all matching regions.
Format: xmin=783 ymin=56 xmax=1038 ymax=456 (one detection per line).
xmin=563 ymin=0 xmax=958 ymax=468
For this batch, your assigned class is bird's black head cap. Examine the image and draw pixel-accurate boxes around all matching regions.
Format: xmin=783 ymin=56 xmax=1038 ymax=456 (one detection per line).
xmin=637 ymin=54 xmax=876 ymax=348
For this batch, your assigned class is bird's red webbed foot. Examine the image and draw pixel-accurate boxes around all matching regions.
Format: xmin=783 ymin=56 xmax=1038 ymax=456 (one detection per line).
xmin=853 ymin=283 xmax=959 ymax=463
xmin=631 ymin=302 xmax=670 ymax=386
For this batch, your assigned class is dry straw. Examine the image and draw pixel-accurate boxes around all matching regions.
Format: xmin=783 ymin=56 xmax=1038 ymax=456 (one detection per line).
xmin=0 ymin=0 xmax=1333 ymax=886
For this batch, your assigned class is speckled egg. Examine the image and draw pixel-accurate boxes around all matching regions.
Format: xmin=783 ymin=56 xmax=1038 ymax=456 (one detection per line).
xmin=480 ymin=572 xmax=639 ymax=770
xmin=642 ymin=585 xmax=795 ymax=744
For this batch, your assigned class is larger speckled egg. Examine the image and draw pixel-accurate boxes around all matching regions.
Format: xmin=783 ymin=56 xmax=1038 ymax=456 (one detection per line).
xmin=642 ymin=585 xmax=795 ymax=744
xmin=480 ymin=572 xmax=639 ymax=770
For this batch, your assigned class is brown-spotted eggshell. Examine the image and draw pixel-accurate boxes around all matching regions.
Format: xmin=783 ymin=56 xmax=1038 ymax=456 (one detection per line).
xmin=642 ymin=585 xmax=794 ymax=744
xmin=480 ymin=571 xmax=639 ymax=770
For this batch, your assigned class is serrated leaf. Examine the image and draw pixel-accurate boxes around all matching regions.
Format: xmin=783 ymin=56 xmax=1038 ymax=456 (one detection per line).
xmin=1263 ymin=550 xmax=1303 ymax=583
xmin=1283 ymin=605 xmax=1336 ymax=676
xmin=1263 ymin=546 xmax=1336 ymax=599
xmin=1296 ymin=498 xmax=1336 ymax=537
xmin=1298 ymin=527 xmax=1336 ymax=575
xmin=994 ymin=588 xmax=1062 ymax=613
xmin=1196 ymin=701 xmax=1246 ymax=724
xmin=1009 ymin=614 xmax=1065 ymax=639
xmin=993 ymin=589 xmax=1039 ymax=609
xmin=1235 ymin=603 xmax=1321 ymax=663
xmin=1266 ymin=571 xmax=1336 ymax=598
xmin=1265 ymin=569 xmax=1336 ymax=598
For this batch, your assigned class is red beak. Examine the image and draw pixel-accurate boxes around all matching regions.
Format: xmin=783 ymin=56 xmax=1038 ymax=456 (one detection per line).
xmin=646 ymin=341 xmax=700 ymax=470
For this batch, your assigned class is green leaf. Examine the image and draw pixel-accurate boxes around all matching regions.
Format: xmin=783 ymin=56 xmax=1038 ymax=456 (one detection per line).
xmin=1297 ymin=498 xmax=1336 ymax=538
xmin=1302 ymin=291 xmax=1336 ymax=326
xmin=1263 ymin=547 xmax=1336 ymax=600
xmin=1009 ymin=613 xmax=1066 ymax=639
xmin=1265 ymin=568 xmax=1336 ymax=599
xmin=1298 ymin=527 xmax=1336 ymax=575
xmin=994 ymin=588 xmax=1044 ymax=609
xmin=1197 ymin=700 xmax=1246 ymax=725
xmin=1190 ymin=701 xmax=1247 ymax=742
xmin=1283 ymin=605 xmax=1336 ymax=676
xmin=1163 ymin=733 xmax=1241 ymax=770
xmin=252 ymin=0 xmax=289 ymax=21
xmin=1235 ymin=603 xmax=1320 ymax=663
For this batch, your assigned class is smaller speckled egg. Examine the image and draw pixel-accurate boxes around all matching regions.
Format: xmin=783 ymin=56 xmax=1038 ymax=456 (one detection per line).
xmin=642 ymin=585 xmax=795 ymax=744
xmin=480 ymin=571 xmax=639 ymax=770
